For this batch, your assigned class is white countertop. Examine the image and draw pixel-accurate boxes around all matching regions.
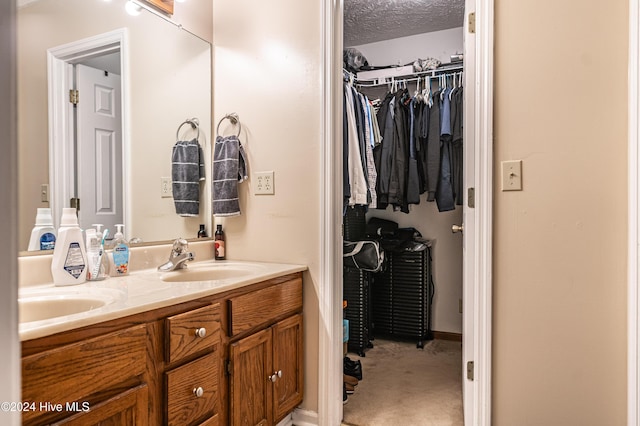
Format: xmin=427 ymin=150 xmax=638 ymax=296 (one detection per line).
xmin=19 ymin=260 xmax=307 ymax=341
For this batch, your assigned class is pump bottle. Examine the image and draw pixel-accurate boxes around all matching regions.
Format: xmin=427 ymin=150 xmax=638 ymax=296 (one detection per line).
xmin=112 ymin=224 xmax=130 ymax=276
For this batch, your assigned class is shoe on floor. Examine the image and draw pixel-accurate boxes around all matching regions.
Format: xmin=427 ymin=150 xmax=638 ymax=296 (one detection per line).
xmin=343 ymin=382 xmax=348 ymax=404
xmin=344 ymin=364 xmax=362 ymax=380
xmin=345 ymin=382 xmax=355 ymax=394
xmin=344 ymin=374 xmax=359 ymax=386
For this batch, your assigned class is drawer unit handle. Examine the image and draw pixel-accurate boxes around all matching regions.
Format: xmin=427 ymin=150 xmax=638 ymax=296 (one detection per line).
xmin=194 ymin=327 xmax=207 ymax=338
xmin=193 ymin=386 xmax=204 ymax=397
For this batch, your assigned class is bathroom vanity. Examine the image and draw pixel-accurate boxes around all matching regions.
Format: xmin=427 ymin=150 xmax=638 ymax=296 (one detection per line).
xmin=19 ymin=256 xmax=305 ymax=426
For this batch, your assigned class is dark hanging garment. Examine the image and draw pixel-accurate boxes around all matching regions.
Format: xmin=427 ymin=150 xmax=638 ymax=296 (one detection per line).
xmin=406 ymin=98 xmax=421 ymax=205
xmin=436 ymin=88 xmax=455 ymax=212
xmin=417 ymin=99 xmax=430 ymax=194
xmin=388 ymin=89 xmax=408 ymax=212
xmin=374 ymin=94 xmax=395 ymax=209
xmin=451 ymin=87 xmax=464 ymax=205
xmin=351 ymin=87 xmax=371 ymax=203
xmin=426 ymin=90 xmax=441 ymax=201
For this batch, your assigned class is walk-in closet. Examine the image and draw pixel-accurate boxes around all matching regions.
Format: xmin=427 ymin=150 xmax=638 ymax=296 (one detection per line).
xmin=341 ymin=1 xmax=466 ymax=424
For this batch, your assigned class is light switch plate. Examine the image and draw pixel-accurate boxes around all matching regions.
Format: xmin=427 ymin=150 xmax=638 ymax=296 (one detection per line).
xmin=501 ymin=160 xmax=523 ymax=191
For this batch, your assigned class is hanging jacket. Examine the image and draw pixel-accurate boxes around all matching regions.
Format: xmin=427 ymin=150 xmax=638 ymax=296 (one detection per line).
xmin=426 ymin=90 xmax=441 ymax=201
xmin=374 ymin=93 xmax=395 ymax=208
xmin=406 ymin=97 xmax=421 ymax=204
xmin=436 ymin=87 xmax=455 ymax=212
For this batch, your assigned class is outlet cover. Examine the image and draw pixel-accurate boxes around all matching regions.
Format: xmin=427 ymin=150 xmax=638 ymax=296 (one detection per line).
xmin=160 ymin=177 xmax=172 ymax=198
xmin=255 ymin=171 xmax=275 ymax=195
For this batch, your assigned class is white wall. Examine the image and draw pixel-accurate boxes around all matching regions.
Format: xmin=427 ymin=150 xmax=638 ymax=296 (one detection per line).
xmin=493 ymin=0 xmax=628 ymax=423
xmin=0 ymin=1 xmax=21 ymax=424
xmin=348 ymin=27 xmax=463 ymax=67
xmin=213 ymin=0 xmax=322 ymax=413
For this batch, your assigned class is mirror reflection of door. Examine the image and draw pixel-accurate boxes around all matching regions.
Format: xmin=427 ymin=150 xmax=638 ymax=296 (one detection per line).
xmin=75 ymin=63 xmax=123 ymax=232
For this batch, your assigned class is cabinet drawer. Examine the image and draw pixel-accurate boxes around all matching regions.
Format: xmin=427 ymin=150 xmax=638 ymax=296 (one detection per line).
xmin=166 ymin=303 xmax=221 ymax=364
xmin=166 ymin=351 xmax=219 ymax=426
xmin=228 ymin=277 xmax=302 ymax=337
xmin=52 ymin=384 xmax=148 ymax=425
xmin=22 ymin=325 xmax=147 ymax=424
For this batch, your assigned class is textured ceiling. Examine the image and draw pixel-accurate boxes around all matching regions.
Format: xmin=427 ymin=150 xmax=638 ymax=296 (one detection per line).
xmin=344 ymin=0 xmax=465 ymax=46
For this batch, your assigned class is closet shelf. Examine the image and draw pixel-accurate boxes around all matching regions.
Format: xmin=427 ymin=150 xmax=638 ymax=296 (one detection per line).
xmin=351 ymin=62 xmax=463 ymax=86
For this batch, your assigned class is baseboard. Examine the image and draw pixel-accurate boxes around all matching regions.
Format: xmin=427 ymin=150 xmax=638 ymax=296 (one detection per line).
xmin=432 ymin=331 xmax=463 ymax=342
xmin=276 ymin=414 xmax=293 ymax=426
xmin=292 ymin=408 xmax=319 ymax=426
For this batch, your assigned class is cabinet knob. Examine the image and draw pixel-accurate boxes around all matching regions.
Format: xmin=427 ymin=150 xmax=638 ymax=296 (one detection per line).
xmin=268 ymin=370 xmax=282 ymax=382
xmin=193 ymin=386 xmax=204 ymax=398
xmin=195 ymin=327 xmax=207 ymax=338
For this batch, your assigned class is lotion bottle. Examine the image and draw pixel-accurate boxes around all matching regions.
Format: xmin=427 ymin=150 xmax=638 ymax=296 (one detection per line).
xmin=27 ymin=208 xmax=56 ymax=251
xmin=112 ymin=224 xmax=130 ymax=276
xmin=51 ymin=207 xmax=87 ymax=286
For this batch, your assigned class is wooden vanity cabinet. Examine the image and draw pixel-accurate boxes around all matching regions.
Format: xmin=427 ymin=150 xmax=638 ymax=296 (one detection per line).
xmin=228 ymin=277 xmax=304 ymax=426
xmin=20 ymin=272 xmax=303 ymax=426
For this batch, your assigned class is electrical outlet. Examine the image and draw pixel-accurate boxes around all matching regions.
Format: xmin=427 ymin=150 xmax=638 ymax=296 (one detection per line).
xmin=254 ymin=171 xmax=275 ymax=195
xmin=160 ymin=177 xmax=172 ymax=198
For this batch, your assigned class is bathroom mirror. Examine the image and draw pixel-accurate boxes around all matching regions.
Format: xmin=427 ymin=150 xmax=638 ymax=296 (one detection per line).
xmin=17 ymin=0 xmax=213 ymax=253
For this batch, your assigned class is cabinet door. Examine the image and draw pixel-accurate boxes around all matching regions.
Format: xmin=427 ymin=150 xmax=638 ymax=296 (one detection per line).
xmin=52 ymin=384 xmax=148 ymax=425
xmin=230 ymin=328 xmax=273 ymax=426
xmin=272 ymin=314 xmax=303 ymax=423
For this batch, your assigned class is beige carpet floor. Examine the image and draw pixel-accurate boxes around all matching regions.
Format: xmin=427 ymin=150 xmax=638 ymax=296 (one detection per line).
xmin=342 ymin=339 xmax=463 ymax=426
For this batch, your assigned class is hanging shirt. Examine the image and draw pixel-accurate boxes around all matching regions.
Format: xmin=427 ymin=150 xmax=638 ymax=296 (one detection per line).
xmin=344 ymin=85 xmax=369 ymax=206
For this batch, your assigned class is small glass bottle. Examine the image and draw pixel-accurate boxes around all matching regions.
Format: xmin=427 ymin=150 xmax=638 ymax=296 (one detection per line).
xmin=214 ymin=224 xmax=225 ymax=260
xmin=197 ymin=224 xmax=207 ymax=238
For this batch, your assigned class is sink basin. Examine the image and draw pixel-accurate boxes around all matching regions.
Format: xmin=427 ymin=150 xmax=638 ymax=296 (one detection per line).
xmin=161 ymin=262 xmax=265 ymax=283
xmin=19 ymin=288 xmax=123 ymax=324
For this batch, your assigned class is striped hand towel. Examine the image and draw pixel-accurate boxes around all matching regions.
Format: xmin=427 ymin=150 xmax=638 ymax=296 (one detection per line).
xmin=213 ymin=135 xmax=248 ymax=217
xmin=172 ymin=139 xmax=205 ymax=216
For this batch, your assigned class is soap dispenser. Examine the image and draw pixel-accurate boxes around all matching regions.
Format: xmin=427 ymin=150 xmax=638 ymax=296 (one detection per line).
xmin=51 ymin=207 xmax=87 ymax=286
xmin=112 ymin=224 xmax=130 ymax=276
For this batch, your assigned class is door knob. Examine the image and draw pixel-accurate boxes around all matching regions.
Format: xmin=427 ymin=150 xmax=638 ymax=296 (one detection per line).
xmin=452 ymin=224 xmax=464 ymax=233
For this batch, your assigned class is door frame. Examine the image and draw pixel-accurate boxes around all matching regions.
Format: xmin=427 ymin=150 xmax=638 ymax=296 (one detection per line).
xmin=47 ymin=28 xmax=129 ymax=230
xmin=315 ymin=1 xmax=494 ymax=425
xmin=628 ymin=0 xmax=640 ymax=423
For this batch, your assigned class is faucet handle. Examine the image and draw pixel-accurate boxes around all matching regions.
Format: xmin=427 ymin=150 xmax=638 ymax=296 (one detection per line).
xmin=172 ymin=238 xmax=189 ymax=254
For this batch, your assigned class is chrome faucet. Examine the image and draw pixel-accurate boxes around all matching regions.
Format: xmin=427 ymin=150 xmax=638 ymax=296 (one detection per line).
xmin=157 ymin=238 xmax=195 ymax=272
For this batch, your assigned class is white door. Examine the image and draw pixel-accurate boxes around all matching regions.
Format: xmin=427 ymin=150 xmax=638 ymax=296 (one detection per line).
xmin=462 ymin=2 xmax=493 ymax=424
xmin=462 ymin=5 xmax=477 ymax=419
xmin=75 ymin=64 xmax=123 ymax=233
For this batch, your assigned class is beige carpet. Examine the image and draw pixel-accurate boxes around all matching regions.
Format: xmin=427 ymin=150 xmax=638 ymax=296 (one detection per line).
xmin=342 ymin=339 xmax=463 ymax=426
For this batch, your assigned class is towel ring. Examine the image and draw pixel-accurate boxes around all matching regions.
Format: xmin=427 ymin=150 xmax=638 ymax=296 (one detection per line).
xmin=216 ymin=113 xmax=242 ymax=137
xmin=176 ymin=118 xmax=200 ymax=141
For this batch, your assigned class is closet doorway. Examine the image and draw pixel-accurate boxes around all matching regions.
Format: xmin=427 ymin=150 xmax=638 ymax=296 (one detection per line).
xmin=318 ymin=0 xmax=494 ymax=424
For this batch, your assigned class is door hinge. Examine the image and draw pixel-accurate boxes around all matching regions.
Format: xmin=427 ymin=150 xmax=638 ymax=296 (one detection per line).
xmin=468 ymin=187 xmax=475 ymax=208
xmin=467 ymin=361 xmax=474 ymax=381
xmin=69 ymin=89 xmax=79 ymax=105
xmin=70 ymin=197 xmax=80 ymax=211
xmin=468 ymin=12 xmax=476 ymax=34
xmin=225 ymin=359 xmax=232 ymax=376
